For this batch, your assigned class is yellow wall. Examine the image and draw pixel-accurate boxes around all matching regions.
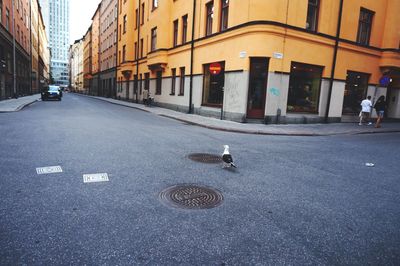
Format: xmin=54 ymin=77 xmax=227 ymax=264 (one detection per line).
xmin=117 ymin=0 xmax=400 ymax=86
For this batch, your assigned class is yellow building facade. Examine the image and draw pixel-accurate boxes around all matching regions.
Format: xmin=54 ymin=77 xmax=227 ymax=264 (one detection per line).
xmin=117 ymin=0 xmax=400 ymax=123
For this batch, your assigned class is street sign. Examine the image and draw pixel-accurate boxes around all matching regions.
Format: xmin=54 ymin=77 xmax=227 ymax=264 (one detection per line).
xmin=379 ymin=75 xmax=391 ymax=87
xmin=209 ymin=63 xmax=222 ymax=75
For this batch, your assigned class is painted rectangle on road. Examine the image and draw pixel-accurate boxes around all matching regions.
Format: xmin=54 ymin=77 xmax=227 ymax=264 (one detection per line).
xmin=83 ymin=173 xmax=109 ymax=183
xmin=36 ymin=166 xmax=63 ymax=175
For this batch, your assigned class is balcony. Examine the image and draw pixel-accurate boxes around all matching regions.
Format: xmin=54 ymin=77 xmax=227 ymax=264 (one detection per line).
xmin=147 ymin=49 xmax=168 ymax=72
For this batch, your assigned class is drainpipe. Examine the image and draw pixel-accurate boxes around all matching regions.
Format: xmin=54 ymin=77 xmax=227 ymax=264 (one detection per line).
xmin=188 ymin=0 xmax=196 ymax=114
xmin=114 ymin=2 xmax=119 ymax=99
xmin=325 ymin=0 xmax=344 ymax=123
xmin=135 ymin=0 xmax=141 ymax=103
xmin=12 ymin=0 xmax=17 ymax=98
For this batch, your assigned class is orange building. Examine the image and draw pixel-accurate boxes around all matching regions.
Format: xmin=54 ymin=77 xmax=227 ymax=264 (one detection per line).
xmin=0 ymin=0 xmax=32 ymax=99
xmin=115 ymin=0 xmax=399 ymax=123
xmin=90 ymin=3 xmax=101 ymax=96
xmin=83 ymin=26 xmax=92 ymax=94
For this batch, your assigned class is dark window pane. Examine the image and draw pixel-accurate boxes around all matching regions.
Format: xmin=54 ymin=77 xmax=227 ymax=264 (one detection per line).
xmin=287 ymin=62 xmax=323 ymax=113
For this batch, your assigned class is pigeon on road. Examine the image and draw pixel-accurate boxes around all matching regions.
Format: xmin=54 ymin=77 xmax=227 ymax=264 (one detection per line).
xmin=222 ymin=145 xmax=236 ymax=168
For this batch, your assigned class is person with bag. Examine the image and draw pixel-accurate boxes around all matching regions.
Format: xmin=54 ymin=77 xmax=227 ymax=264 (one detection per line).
xmin=374 ymin=95 xmax=387 ymax=128
xmin=359 ymin=96 xmax=372 ymax=125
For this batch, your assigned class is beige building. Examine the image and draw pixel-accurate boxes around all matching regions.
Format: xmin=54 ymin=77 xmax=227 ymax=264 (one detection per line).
xmin=69 ymin=39 xmax=84 ymax=93
xmin=99 ymin=0 xmax=118 ymax=97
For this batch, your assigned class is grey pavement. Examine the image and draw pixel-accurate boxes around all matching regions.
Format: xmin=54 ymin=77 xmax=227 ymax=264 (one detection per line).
xmin=1 ymin=93 xmax=400 ymax=265
xmin=2 ymin=92 xmax=400 ymax=136
xmin=0 ymin=94 xmax=40 ymax=112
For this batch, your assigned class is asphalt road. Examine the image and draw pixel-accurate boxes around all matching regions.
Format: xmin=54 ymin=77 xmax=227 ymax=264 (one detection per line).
xmin=1 ymin=93 xmax=399 ymax=265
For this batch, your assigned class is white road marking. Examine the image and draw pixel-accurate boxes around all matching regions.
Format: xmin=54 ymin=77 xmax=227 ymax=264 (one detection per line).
xmin=83 ymin=173 xmax=109 ymax=183
xmin=36 ymin=166 xmax=63 ymax=175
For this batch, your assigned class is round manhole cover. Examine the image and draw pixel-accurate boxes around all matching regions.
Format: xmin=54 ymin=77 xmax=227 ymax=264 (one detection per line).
xmin=188 ymin=153 xmax=222 ymax=164
xmin=159 ymin=184 xmax=224 ymax=209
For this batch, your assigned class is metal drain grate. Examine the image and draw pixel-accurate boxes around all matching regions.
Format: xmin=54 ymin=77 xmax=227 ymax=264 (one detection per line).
xmin=159 ymin=184 xmax=224 ymax=209
xmin=188 ymin=153 xmax=222 ymax=164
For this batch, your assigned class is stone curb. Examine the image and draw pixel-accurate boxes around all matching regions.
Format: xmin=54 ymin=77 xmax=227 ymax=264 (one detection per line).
xmin=76 ymin=93 xmax=400 ymax=137
xmin=0 ymin=97 xmax=39 ymax=113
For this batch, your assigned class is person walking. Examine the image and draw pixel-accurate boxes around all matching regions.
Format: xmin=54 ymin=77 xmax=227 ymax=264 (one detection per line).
xmin=359 ymin=95 xmax=372 ymax=125
xmin=374 ymin=95 xmax=387 ymax=128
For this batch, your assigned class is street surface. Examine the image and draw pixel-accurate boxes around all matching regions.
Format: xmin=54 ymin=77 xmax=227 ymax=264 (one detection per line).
xmin=1 ymin=94 xmax=399 ymax=265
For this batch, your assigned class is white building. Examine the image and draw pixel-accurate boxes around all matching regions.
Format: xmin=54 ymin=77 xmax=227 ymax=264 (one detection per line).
xmin=39 ymin=0 xmax=70 ymax=86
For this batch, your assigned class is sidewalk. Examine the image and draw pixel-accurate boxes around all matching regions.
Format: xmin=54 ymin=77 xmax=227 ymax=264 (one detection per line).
xmin=2 ymin=93 xmax=400 ymax=136
xmin=79 ymin=94 xmax=400 ymax=136
xmin=0 ymin=94 xmax=40 ymax=112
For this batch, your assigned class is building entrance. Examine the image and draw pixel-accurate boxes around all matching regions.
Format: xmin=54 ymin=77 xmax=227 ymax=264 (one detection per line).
xmin=247 ymin=57 xmax=269 ymax=119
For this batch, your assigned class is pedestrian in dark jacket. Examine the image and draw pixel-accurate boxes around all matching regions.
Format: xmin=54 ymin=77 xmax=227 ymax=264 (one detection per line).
xmin=374 ymin=95 xmax=387 ymax=128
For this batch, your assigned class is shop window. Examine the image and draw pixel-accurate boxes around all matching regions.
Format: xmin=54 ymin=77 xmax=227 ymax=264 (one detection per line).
xmin=171 ymin=68 xmax=176 ymax=95
xmin=179 ymin=67 xmax=185 ymax=95
xmin=156 ymin=71 xmax=162 ymax=95
xmin=357 ymin=8 xmax=374 ymax=45
xmin=306 ymin=0 xmax=319 ymax=31
xmin=144 ymin=72 xmax=150 ymax=90
xmin=342 ymin=71 xmax=370 ymax=114
xmin=287 ymin=62 xmax=323 ymax=113
xmin=202 ymin=61 xmax=225 ymax=106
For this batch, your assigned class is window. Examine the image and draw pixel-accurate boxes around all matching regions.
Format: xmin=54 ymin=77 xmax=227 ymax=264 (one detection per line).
xmin=171 ymin=68 xmax=176 ymax=95
xmin=156 ymin=71 xmax=162 ymax=95
xmin=123 ymin=15 xmax=127 ymax=33
xmin=0 ymin=0 xmax=3 ymax=25
xmin=179 ymin=67 xmax=185 ymax=95
xmin=151 ymin=27 xmax=157 ymax=51
xmin=5 ymin=8 xmax=9 ymax=30
xmin=182 ymin=15 xmax=188 ymax=44
xmin=306 ymin=0 xmax=319 ymax=31
xmin=202 ymin=62 xmax=225 ymax=106
xmin=134 ymin=42 xmax=137 ymax=59
xmin=152 ymin=0 xmax=158 ymax=10
xmin=342 ymin=71 xmax=370 ymax=114
xmin=139 ymin=73 xmax=142 ymax=94
xmin=144 ymin=72 xmax=150 ymax=90
xmin=119 ymin=25 xmax=121 ymax=40
xmin=173 ymin=20 xmax=178 ymax=47
xmin=135 ymin=9 xmax=138 ymax=29
xmin=140 ymin=38 xmax=144 ymax=57
xmin=220 ymin=0 xmax=229 ymax=31
xmin=122 ymin=45 xmax=126 ymax=62
xmin=357 ymin=8 xmax=374 ymax=45
xmin=141 ymin=3 xmax=145 ymax=25
xmin=206 ymin=2 xmax=214 ymax=36
xmin=134 ymin=75 xmax=138 ymax=94
xmin=287 ymin=62 xmax=323 ymax=113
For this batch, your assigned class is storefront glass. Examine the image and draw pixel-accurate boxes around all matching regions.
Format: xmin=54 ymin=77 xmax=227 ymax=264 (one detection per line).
xmin=202 ymin=61 xmax=225 ymax=106
xmin=287 ymin=62 xmax=323 ymax=113
xmin=342 ymin=71 xmax=369 ymax=114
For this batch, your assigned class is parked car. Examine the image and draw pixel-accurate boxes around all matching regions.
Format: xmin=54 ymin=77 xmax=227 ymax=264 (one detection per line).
xmin=41 ymin=85 xmax=62 ymax=101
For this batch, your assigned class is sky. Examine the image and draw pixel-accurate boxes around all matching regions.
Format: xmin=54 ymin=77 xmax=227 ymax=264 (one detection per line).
xmin=70 ymin=0 xmax=100 ymax=44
